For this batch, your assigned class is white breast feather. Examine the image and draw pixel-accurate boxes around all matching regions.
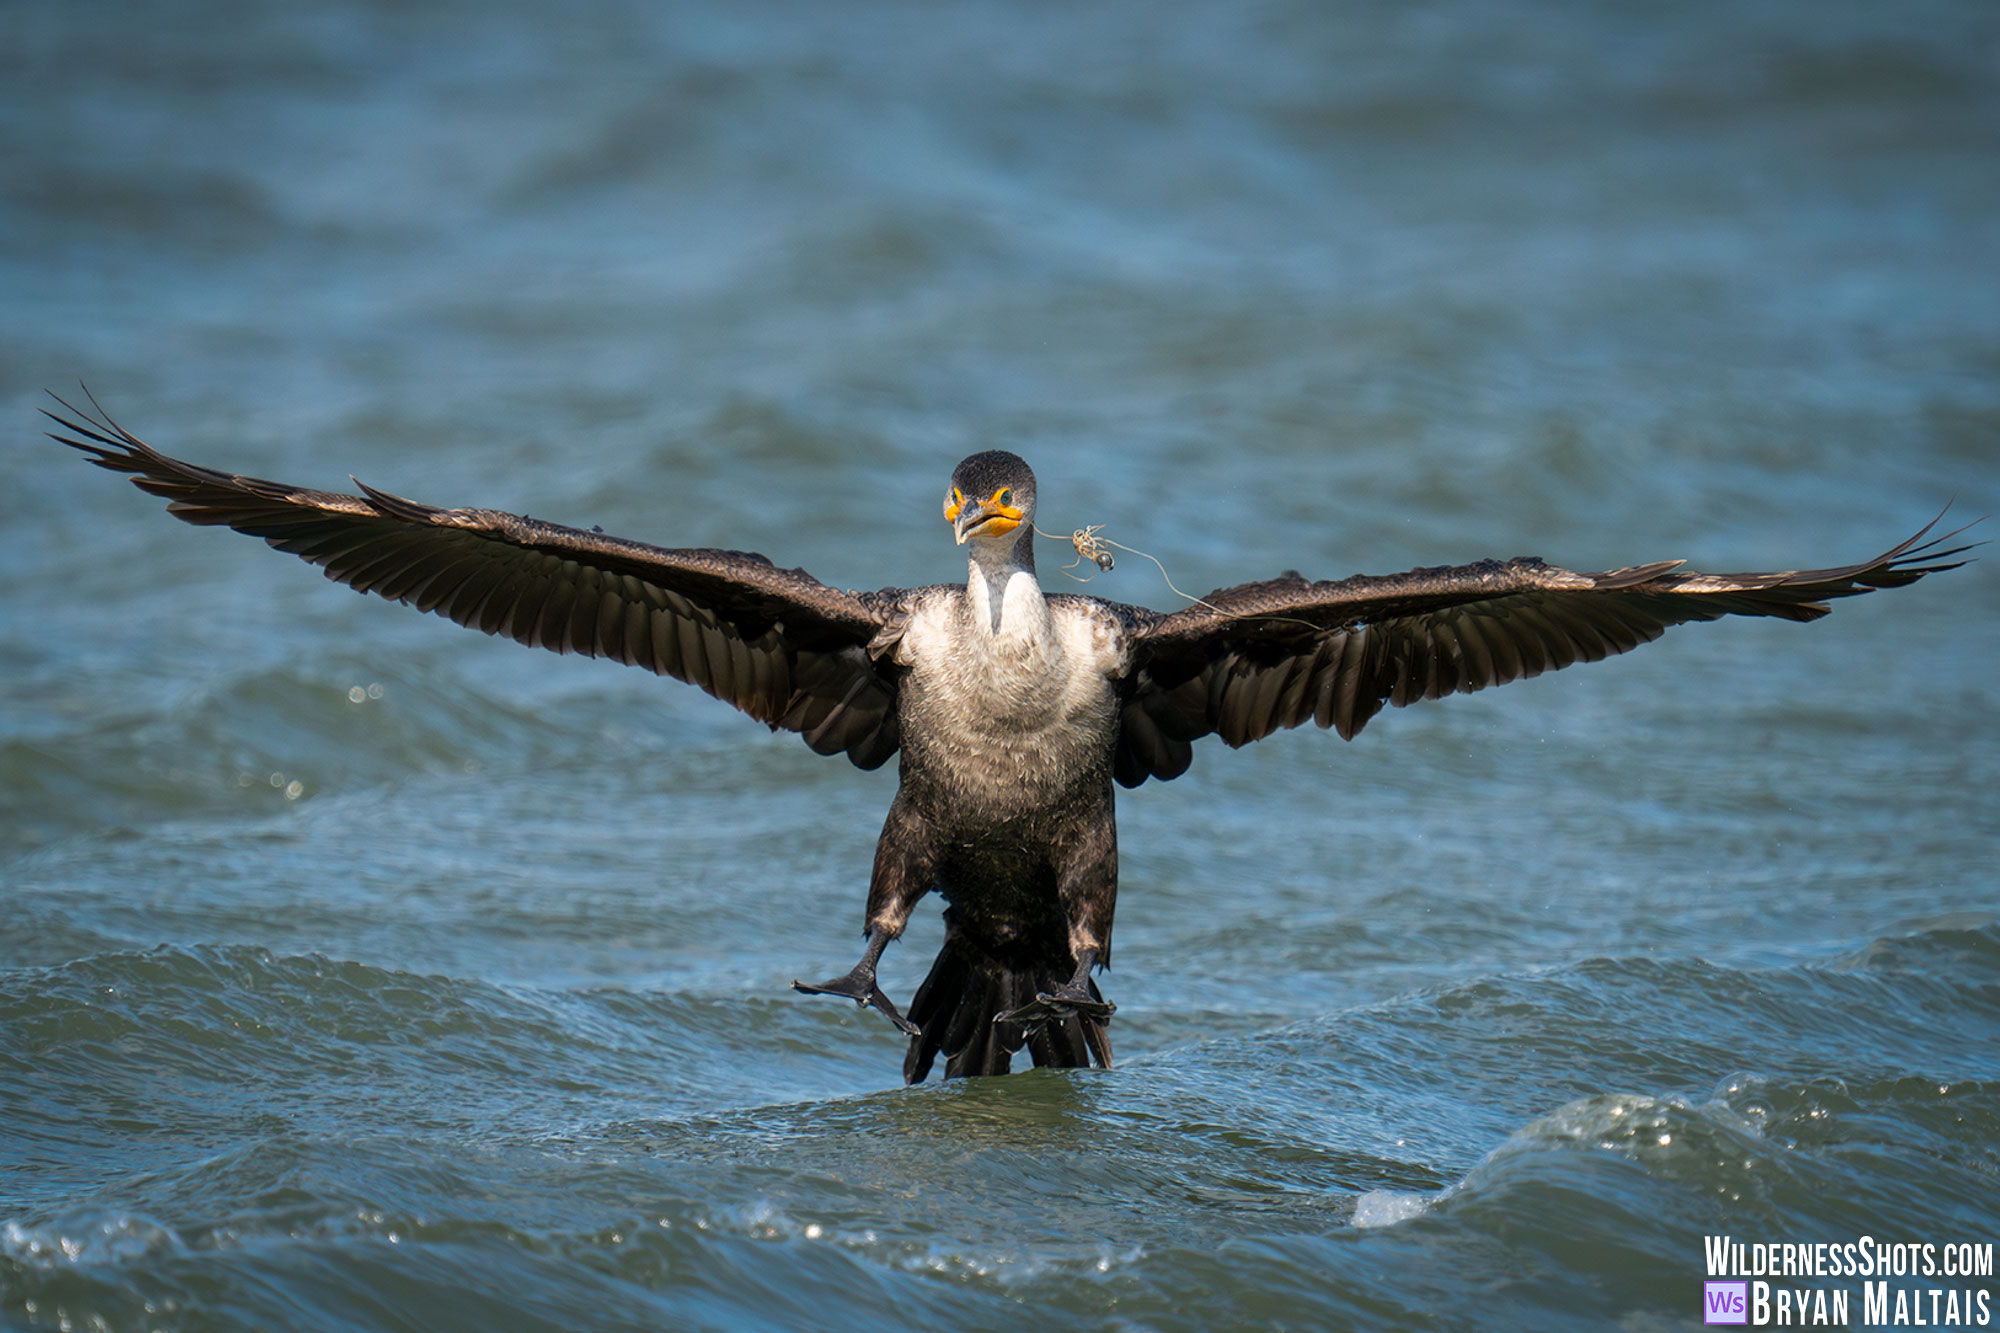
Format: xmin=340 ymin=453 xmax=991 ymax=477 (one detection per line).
xmin=897 ymin=585 xmax=1126 ymax=811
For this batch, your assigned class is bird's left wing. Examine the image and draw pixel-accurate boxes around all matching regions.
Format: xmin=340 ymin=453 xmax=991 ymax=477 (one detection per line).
xmin=1110 ymin=517 xmax=1974 ymax=787
xmin=48 ymin=395 xmax=905 ymax=768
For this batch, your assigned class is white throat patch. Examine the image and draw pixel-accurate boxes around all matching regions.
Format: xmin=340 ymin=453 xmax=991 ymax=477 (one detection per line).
xmin=966 ymin=560 xmax=1041 ymax=637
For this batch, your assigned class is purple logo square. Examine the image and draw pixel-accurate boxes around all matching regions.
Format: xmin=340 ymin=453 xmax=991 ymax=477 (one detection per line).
xmin=1704 ymin=1280 xmax=1748 ymax=1325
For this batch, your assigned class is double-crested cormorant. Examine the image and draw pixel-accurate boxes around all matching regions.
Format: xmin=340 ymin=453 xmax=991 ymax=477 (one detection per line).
xmin=47 ymin=396 xmax=1972 ymax=1081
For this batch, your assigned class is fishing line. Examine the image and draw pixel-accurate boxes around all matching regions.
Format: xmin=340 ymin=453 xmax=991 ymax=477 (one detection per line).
xmin=1034 ymin=524 xmax=1324 ymax=630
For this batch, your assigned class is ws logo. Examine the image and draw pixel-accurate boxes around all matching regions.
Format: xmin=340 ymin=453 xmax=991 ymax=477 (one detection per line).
xmin=1704 ymin=1281 xmax=1749 ymax=1324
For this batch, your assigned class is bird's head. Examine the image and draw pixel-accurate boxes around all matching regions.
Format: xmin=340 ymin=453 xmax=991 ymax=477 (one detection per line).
xmin=945 ymin=451 xmax=1037 ymax=550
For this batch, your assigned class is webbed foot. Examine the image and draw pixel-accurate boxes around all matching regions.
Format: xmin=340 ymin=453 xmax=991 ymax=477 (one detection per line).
xmin=793 ymin=968 xmax=920 ymax=1036
xmin=994 ymin=947 xmax=1113 ymax=1030
xmin=793 ymin=945 xmax=919 ymax=1037
xmin=995 ymin=979 xmax=1116 ymax=1029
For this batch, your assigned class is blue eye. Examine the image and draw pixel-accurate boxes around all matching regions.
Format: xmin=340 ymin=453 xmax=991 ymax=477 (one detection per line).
xmin=996 ymin=488 xmax=1014 ymax=507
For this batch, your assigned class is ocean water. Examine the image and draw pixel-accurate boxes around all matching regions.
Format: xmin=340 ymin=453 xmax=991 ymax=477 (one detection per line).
xmin=4 ymin=1 xmax=1998 ymax=1329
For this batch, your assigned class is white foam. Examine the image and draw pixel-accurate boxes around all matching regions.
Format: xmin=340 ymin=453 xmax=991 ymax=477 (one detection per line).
xmin=1 ymin=1213 xmax=182 ymax=1269
xmin=1350 ymin=1190 xmax=1431 ymax=1229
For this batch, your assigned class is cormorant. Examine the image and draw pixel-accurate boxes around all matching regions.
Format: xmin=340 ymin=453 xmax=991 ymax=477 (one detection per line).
xmin=46 ymin=396 xmax=1972 ymax=1082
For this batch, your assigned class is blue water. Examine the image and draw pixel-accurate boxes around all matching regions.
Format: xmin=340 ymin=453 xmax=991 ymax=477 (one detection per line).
xmin=4 ymin=1 xmax=1998 ymax=1328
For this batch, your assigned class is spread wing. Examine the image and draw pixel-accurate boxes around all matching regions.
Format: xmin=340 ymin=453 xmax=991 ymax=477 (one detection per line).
xmin=1111 ymin=518 xmax=1975 ymax=787
xmin=47 ymin=394 xmax=904 ymax=768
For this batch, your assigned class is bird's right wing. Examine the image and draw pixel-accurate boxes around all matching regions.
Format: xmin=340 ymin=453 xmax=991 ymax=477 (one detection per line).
xmin=49 ymin=394 xmax=906 ymax=768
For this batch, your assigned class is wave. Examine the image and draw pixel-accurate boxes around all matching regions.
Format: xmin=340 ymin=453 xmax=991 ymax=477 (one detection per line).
xmin=1328 ymin=921 xmax=2000 ymax=1243
xmin=0 ymin=943 xmax=888 ymax=1163
xmin=0 ymin=662 xmax=555 ymax=858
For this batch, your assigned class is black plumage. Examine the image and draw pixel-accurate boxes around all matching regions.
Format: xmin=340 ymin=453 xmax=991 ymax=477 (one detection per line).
xmin=47 ymin=394 xmax=1974 ymax=1082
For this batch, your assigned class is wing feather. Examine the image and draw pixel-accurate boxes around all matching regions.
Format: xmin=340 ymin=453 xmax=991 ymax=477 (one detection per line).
xmin=48 ymin=394 xmax=905 ymax=768
xmin=1114 ymin=513 xmax=1975 ymax=785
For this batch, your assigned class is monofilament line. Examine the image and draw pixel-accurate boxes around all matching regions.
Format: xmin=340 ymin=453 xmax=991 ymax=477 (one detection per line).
xmin=1035 ymin=524 xmax=1323 ymax=629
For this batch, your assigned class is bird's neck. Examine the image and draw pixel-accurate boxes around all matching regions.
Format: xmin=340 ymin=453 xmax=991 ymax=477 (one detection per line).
xmin=964 ymin=532 xmax=1042 ymax=637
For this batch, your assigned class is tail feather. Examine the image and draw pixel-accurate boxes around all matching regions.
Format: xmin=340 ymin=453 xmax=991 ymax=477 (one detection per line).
xmin=1025 ymin=1010 xmax=1087 ymax=1068
xmin=903 ymin=910 xmax=1112 ymax=1083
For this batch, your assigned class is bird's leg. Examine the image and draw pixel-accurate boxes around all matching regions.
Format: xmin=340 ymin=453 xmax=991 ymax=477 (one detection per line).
xmin=996 ymin=826 xmax=1119 ymax=1031
xmin=794 ymin=795 xmax=933 ymax=1038
xmin=995 ymin=946 xmax=1116 ymax=1029
xmin=793 ymin=927 xmax=919 ymax=1036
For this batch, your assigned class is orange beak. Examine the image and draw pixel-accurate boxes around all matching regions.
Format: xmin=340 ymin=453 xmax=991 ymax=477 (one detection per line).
xmin=949 ymin=488 xmax=1024 ymax=545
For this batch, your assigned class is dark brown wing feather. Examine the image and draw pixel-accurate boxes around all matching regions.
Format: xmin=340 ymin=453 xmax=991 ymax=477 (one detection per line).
xmin=47 ymin=394 xmax=905 ymax=768
xmin=1112 ymin=517 xmax=1976 ymax=787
